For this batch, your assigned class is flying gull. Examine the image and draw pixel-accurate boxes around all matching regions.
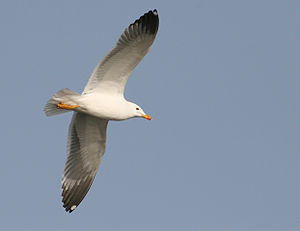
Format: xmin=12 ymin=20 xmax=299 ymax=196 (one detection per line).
xmin=44 ymin=9 xmax=159 ymax=212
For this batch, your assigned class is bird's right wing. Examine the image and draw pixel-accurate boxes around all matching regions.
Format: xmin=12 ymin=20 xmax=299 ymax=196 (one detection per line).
xmin=62 ymin=112 xmax=108 ymax=212
xmin=82 ymin=10 xmax=159 ymax=95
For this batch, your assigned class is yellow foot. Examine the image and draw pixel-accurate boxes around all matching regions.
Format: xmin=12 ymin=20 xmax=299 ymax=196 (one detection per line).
xmin=57 ymin=102 xmax=79 ymax=110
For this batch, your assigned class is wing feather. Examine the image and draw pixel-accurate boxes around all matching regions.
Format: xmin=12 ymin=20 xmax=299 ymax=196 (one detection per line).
xmin=83 ymin=10 xmax=159 ymax=95
xmin=61 ymin=112 xmax=108 ymax=212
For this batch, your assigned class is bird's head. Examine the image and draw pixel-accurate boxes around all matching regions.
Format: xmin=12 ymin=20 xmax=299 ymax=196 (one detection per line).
xmin=129 ymin=102 xmax=152 ymax=120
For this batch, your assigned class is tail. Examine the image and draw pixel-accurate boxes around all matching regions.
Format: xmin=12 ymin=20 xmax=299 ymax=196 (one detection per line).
xmin=44 ymin=88 xmax=80 ymax=117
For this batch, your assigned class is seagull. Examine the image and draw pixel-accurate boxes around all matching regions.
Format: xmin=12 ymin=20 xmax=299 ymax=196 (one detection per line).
xmin=44 ymin=10 xmax=159 ymax=213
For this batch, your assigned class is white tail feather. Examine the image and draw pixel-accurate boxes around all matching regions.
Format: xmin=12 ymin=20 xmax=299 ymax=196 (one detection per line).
xmin=44 ymin=88 xmax=80 ymax=117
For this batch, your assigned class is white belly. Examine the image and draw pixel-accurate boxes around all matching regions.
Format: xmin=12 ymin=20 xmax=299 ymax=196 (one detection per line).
xmin=75 ymin=93 xmax=130 ymax=120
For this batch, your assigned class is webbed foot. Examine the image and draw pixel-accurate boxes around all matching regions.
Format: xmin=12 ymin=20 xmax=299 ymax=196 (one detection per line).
xmin=57 ymin=102 xmax=79 ymax=110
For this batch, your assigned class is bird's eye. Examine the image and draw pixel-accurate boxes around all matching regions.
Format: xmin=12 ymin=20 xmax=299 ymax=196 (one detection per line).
xmin=136 ymin=108 xmax=139 ymax=110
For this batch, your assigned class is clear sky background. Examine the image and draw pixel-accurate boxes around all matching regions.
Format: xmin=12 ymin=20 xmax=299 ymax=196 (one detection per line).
xmin=0 ymin=0 xmax=299 ymax=230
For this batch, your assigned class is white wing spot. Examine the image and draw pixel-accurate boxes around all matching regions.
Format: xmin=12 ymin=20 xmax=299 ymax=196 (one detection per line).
xmin=71 ymin=205 xmax=77 ymax=211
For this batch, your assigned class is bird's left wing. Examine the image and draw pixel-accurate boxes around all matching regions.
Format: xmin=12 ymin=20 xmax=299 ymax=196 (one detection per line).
xmin=62 ymin=112 xmax=108 ymax=212
xmin=82 ymin=10 xmax=159 ymax=95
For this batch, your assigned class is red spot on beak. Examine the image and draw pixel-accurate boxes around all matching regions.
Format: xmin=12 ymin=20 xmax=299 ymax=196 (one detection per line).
xmin=142 ymin=114 xmax=152 ymax=120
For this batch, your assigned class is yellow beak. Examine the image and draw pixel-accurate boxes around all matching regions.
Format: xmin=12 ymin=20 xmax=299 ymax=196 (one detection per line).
xmin=142 ymin=114 xmax=152 ymax=120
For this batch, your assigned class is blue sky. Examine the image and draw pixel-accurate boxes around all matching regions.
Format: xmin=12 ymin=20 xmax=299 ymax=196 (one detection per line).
xmin=0 ymin=0 xmax=299 ymax=230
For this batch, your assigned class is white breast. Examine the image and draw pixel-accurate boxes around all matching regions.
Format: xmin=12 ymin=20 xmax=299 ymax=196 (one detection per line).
xmin=76 ymin=93 xmax=131 ymax=120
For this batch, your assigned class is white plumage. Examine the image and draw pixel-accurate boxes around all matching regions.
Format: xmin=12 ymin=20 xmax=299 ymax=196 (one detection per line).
xmin=44 ymin=10 xmax=159 ymax=212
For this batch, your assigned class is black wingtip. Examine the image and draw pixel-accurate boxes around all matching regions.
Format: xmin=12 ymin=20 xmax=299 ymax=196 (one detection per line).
xmin=130 ymin=9 xmax=159 ymax=35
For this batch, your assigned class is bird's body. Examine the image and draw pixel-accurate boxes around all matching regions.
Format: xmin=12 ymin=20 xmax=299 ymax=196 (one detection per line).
xmin=58 ymin=92 xmax=137 ymax=120
xmin=78 ymin=93 xmax=131 ymax=120
xmin=44 ymin=10 xmax=159 ymax=212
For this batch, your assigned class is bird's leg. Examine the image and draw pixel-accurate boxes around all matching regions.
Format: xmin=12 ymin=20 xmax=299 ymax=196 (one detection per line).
xmin=57 ymin=102 xmax=79 ymax=110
